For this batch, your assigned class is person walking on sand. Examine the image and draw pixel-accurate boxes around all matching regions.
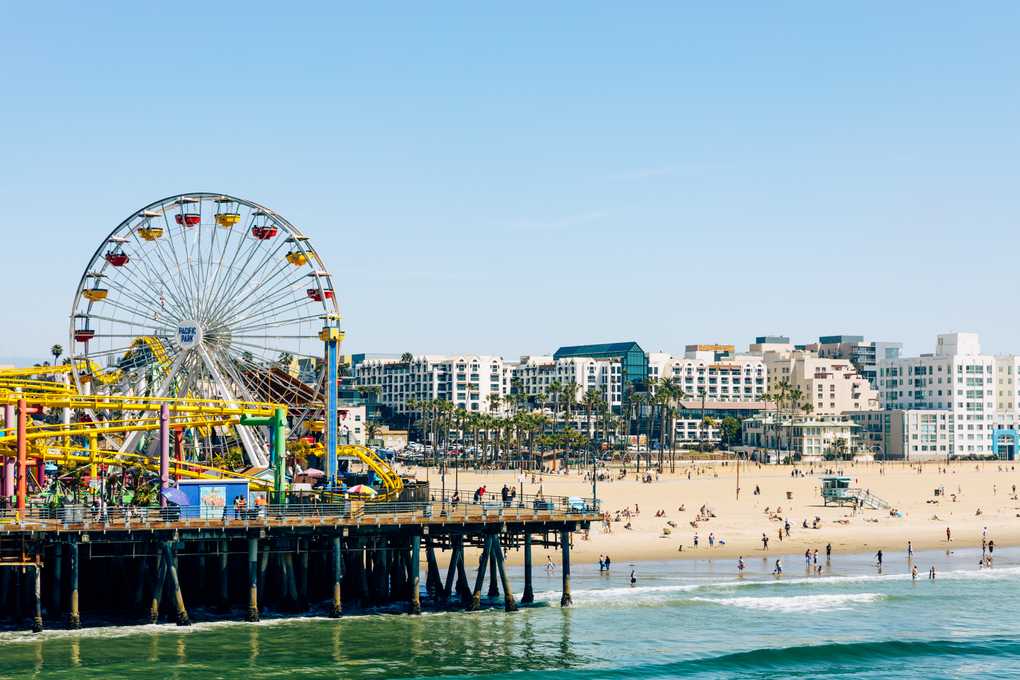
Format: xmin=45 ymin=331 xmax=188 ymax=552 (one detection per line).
xmin=946 ymin=526 xmax=952 ymax=542
xmin=693 ymin=533 xmax=699 ymax=548
xmin=762 ymin=533 xmax=769 ymax=550
xmin=709 ymin=532 xmax=715 ymax=548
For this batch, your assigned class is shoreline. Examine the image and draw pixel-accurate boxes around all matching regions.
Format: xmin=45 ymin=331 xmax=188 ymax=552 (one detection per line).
xmin=407 ymin=460 xmax=1020 ymax=568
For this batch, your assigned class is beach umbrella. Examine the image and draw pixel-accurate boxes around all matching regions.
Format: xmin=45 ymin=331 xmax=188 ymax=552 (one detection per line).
xmin=347 ymin=484 xmax=378 ymax=496
xmin=300 ymin=468 xmax=325 ymax=478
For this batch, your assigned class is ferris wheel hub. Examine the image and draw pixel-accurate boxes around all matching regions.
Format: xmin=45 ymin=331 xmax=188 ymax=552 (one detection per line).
xmin=177 ymin=320 xmax=203 ymax=350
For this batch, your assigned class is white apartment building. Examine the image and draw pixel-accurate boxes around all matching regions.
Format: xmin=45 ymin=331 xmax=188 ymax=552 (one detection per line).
xmin=876 ymin=332 xmax=1020 ymax=457
xmin=646 ymin=346 xmax=767 ymax=402
xmin=741 ymin=415 xmax=859 ymax=463
xmin=764 ymin=350 xmax=880 ymax=415
xmin=510 ymin=355 xmax=619 ymax=410
xmin=353 ymin=355 xmax=506 ymax=415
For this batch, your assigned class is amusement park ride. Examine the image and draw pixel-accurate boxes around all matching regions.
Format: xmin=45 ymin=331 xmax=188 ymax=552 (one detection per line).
xmin=0 ymin=192 xmax=402 ymax=510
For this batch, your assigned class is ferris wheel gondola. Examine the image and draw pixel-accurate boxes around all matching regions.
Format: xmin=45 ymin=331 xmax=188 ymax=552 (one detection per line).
xmin=69 ymin=192 xmax=341 ymax=467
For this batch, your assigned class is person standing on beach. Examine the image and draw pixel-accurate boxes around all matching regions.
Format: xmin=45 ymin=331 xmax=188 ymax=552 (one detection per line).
xmin=946 ymin=526 xmax=952 ymax=542
xmin=709 ymin=532 xmax=715 ymax=548
xmin=762 ymin=533 xmax=769 ymax=550
xmin=694 ymin=533 xmax=699 ymax=548
xmin=826 ymin=543 xmax=832 ymax=560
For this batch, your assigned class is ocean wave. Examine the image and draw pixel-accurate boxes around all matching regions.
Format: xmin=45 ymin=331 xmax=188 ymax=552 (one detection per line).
xmin=690 ymin=592 xmax=884 ymax=613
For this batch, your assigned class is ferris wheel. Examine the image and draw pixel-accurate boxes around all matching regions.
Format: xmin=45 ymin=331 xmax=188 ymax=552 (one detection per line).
xmin=69 ymin=192 xmax=340 ymax=467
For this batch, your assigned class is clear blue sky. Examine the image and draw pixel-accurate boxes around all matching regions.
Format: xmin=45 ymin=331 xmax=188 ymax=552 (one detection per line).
xmin=2 ymin=2 xmax=1019 ymax=364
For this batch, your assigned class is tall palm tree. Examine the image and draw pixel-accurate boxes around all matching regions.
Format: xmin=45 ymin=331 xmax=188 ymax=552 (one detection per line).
xmin=51 ymin=344 xmax=63 ymax=364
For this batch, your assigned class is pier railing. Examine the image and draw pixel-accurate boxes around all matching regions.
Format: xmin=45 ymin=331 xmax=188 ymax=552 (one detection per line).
xmin=0 ymin=494 xmax=600 ymax=532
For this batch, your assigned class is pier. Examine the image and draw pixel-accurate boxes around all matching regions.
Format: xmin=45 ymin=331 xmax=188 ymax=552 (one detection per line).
xmin=0 ymin=493 xmax=598 ymax=631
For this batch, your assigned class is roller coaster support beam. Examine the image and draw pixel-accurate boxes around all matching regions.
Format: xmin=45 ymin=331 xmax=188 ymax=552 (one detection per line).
xmin=322 ymin=327 xmax=342 ymax=489
xmin=240 ymin=408 xmax=288 ymax=504
xmin=16 ymin=399 xmax=41 ymax=512
xmin=159 ymin=404 xmax=169 ymax=508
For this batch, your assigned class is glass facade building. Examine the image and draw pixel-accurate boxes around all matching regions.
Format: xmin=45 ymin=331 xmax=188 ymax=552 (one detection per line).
xmin=553 ymin=341 xmax=648 ymax=392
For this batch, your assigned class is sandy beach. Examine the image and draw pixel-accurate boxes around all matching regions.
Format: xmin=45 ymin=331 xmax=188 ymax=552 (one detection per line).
xmin=406 ymin=460 xmax=1020 ymax=567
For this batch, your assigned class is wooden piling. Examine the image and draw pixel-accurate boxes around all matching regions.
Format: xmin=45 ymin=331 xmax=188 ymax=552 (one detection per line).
xmin=559 ymin=529 xmax=572 ymax=607
xmin=68 ymin=541 xmax=80 ymax=629
xmin=164 ymin=542 xmax=190 ymax=626
xmin=31 ymin=563 xmax=43 ymax=633
xmin=488 ymin=536 xmax=500 ymax=598
xmin=455 ymin=543 xmax=472 ymax=606
xmin=149 ymin=546 xmax=167 ymax=624
xmin=521 ymin=533 xmax=534 ymax=604
xmin=442 ymin=537 xmax=460 ymax=603
xmin=469 ymin=535 xmax=491 ymax=611
xmin=246 ymin=537 xmax=259 ymax=622
xmin=219 ymin=539 xmax=230 ymax=611
xmin=493 ymin=537 xmax=517 ymax=612
xmin=330 ymin=535 xmax=342 ymax=617
xmin=52 ymin=543 xmax=62 ymax=614
xmin=410 ymin=534 xmax=421 ymax=615
xmin=425 ymin=537 xmax=442 ymax=598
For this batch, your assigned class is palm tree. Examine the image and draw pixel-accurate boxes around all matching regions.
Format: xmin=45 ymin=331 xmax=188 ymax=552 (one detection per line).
xmin=546 ymin=380 xmax=563 ymax=424
xmin=400 ymin=352 xmax=414 ymax=364
xmin=51 ymin=344 xmax=63 ymax=364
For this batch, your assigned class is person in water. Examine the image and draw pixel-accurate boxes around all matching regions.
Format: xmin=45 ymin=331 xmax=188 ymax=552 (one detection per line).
xmin=911 ymin=564 xmax=918 ymax=580
xmin=773 ymin=559 xmax=783 ymax=575
xmin=737 ymin=556 xmax=745 ymax=575
xmin=630 ymin=569 xmax=637 ymax=585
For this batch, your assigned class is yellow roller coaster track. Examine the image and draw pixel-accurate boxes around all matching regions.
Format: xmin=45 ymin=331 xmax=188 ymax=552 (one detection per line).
xmin=338 ymin=444 xmax=404 ymax=500
xmin=0 ymin=336 xmax=171 ymax=388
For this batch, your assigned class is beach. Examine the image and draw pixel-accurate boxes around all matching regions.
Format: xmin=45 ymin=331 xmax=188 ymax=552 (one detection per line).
xmin=406 ymin=460 xmax=1020 ymax=566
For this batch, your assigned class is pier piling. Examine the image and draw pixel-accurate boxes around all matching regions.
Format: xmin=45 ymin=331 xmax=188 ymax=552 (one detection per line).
xmin=560 ymin=529 xmax=572 ymax=607
xmin=521 ymin=533 xmax=534 ymax=604
xmin=410 ymin=534 xmax=421 ymax=614
xmin=149 ymin=546 xmax=167 ymax=624
xmin=68 ymin=541 xmax=80 ymax=629
xmin=493 ymin=538 xmax=517 ymax=612
xmin=469 ymin=535 xmax=492 ymax=611
xmin=246 ymin=537 xmax=259 ymax=622
xmin=330 ymin=535 xmax=342 ymax=617
xmin=31 ymin=563 xmax=43 ymax=633
xmin=164 ymin=542 xmax=190 ymax=626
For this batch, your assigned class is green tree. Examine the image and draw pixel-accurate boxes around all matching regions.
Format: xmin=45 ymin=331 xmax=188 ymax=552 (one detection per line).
xmin=720 ymin=416 xmax=742 ymax=446
xmin=51 ymin=344 xmax=63 ymax=364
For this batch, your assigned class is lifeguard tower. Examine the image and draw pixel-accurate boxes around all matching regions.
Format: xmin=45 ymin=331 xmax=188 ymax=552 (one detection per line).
xmin=820 ymin=476 xmax=854 ymax=506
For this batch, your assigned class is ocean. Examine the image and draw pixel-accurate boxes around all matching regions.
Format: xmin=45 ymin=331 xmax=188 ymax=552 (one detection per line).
xmin=1 ymin=547 xmax=1017 ymax=679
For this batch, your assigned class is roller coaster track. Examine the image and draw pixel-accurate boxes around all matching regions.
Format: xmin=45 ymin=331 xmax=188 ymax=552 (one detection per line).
xmin=0 ymin=365 xmax=404 ymax=502
xmin=338 ymin=444 xmax=404 ymax=500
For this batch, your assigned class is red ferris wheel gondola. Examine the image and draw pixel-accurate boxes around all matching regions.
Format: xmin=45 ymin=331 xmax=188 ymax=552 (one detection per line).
xmin=306 ymin=288 xmax=334 ymax=302
xmin=175 ymin=213 xmax=201 ymax=227
xmin=252 ymin=225 xmax=279 ymax=240
xmin=105 ymin=251 xmax=129 ymax=266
